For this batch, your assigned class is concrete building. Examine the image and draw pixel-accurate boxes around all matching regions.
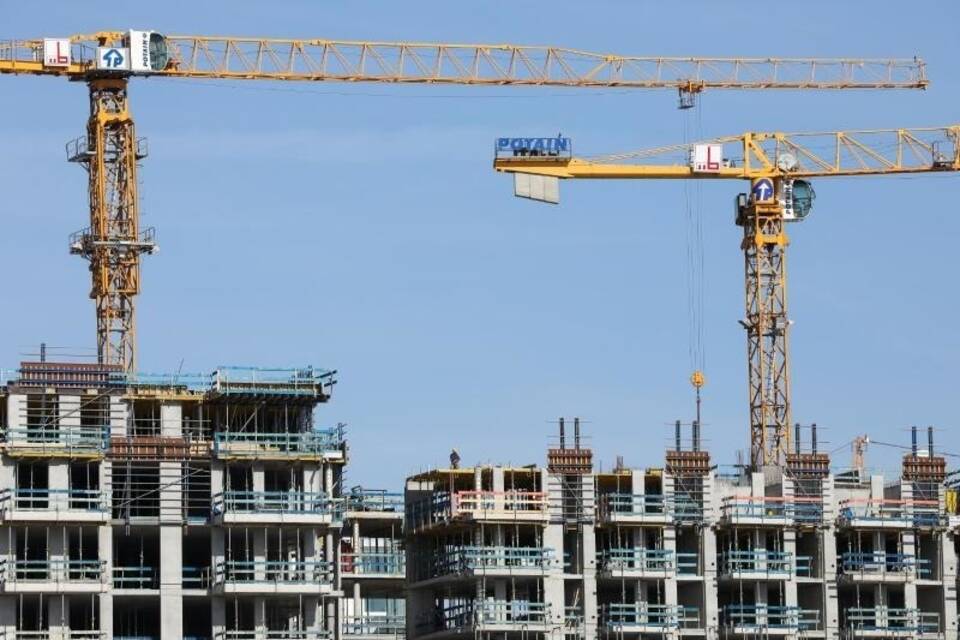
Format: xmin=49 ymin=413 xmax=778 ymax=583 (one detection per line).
xmin=0 ymin=360 xmax=405 ymax=640
xmin=403 ymin=422 xmax=958 ymax=640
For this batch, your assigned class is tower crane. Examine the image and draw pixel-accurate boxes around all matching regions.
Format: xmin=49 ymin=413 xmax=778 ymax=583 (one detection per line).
xmin=493 ymin=125 xmax=960 ymax=468
xmin=0 ymin=31 xmax=928 ymax=371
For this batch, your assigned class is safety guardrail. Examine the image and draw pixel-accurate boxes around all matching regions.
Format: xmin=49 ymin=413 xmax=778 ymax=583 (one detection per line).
xmin=719 ymin=550 xmax=793 ymax=576
xmin=598 ymin=548 xmax=674 ymax=572
xmin=341 ymin=552 xmax=405 ymax=576
xmin=212 ymin=491 xmax=343 ymax=518
xmin=215 ymin=560 xmax=334 ymax=585
xmin=213 ymin=428 xmax=343 ymax=458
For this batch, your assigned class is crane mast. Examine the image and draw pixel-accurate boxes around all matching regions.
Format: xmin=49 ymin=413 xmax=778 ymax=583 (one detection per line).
xmin=494 ymin=126 xmax=960 ymax=468
xmin=0 ymin=32 xmax=931 ymax=370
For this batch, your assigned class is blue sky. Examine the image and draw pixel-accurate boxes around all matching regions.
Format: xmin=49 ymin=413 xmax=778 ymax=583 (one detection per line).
xmin=2 ymin=1 xmax=958 ymax=487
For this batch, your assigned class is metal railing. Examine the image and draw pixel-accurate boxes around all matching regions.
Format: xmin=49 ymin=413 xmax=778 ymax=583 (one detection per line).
xmin=839 ymin=499 xmax=942 ymax=527
xmin=795 ymin=555 xmax=815 ymax=577
xmin=215 ymin=559 xmax=334 ymax=585
xmin=213 ymin=491 xmax=342 ymax=517
xmin=676 ymin=552 xmax=700 ymax=575
xmin=342 ymin=616 xmax=405 ymax=636
xmin=445 ymin=601 xmax=549 ymax=629
xmin=213 ymin=428 xmax=343 ymax=458
xmin=598 ymin=548 xmax=674 ymax=572
xmin=601 ymin=604 xmax=700 ymax=629
xmin=721 ymin=496 xmax=823 ymax=523
xmin=722 ymin=605 xmax=819 ymax=630
xmin=2 ymin=426 xmax=109 ymax=453
xmin=840 ymin=551 xmax=931 ymax=577
xmin=346 ymin=490 xmax=404 ymax=513
xmin=719 ymin=550 xmax=793 ymax=576
xmin=598 ymin=494 xmax=703 ymax=521
xmin=341 ymin=551 xmax=405 ymax=576
xmin=434 ymin=546 xmax=552 ymax=576
xmin=4 ymin=488 xmax=108 ymax=512
xmin=845 ymin=607 xmax=939 ymax=633
xmin=5 ymin=558 xmax=104 ymax=582
xmin=453 ymin=491 xmax=549 ymax=516
xmin=112 ymin=566 xmax=158 ymax=589
xmin=218 ymin=632 xmax=331 ymax=640
xmin=182 ymin=565 xmax=212 ymax=588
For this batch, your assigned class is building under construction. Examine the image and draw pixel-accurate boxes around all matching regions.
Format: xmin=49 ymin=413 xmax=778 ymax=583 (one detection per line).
xmin=0 ymin=359 xmax=405 ymax=640
xmin=404 ymin=419 xmax=959 ymax=640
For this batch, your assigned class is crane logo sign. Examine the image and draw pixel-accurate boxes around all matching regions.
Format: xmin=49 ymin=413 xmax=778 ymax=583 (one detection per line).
xmin=42 ymin=39 xmax=70 ymax=67
xmin=97 ymin=47 xmax=130 ymax=71
xmin=691 ymin=144 xmax=723 ymax=172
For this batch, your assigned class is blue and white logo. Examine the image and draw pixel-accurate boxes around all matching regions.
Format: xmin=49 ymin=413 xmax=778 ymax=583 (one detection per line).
xmin=103 ymin=49 xmax=124 ymax=67
xmin=97 ymin=47 xmax=130 ymax=71
xmin=752 ymin=178 xmax=774 ymax=202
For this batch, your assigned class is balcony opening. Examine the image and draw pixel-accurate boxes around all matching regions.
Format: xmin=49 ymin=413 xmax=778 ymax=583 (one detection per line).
xmin=16 ymin=461 xmax=49 ymax=508
xmin=70 ymin=461 xmax=100 ymax=510
xmin=916 ymin=532 xmax=938 ymax=579
xmin=213 ymin=402 xmax=314 ymax=435
xmin=113 ymin=527 xmax=160 ymax=589
xmin=917 ymin=585 xmax=944 ymax=633
xmin=227 ymin=464 xmax=252 ymax=493
xmin=797 ymin=584 xmax=824 ymax=630
xmin=80 ymin=394 xmax=110 ymax=429
xmin=183 ymin=527 xmax=212 ymax=588
xmin=14 ymin=527 xmax=47 ymax=576
xmin=111 ymin=462 xmax=161 ymax=519
xmin=676 ymin=528 xmax=701 ymax=574
xmin=677 ymin=582 xmax=706 ymax=629
xmin=26 ymin=393 xmax=59 ymax=438
xmin=130 ymin=399 xmax=162 ymax=437
xmin=70 ymin=595 xmax=100 ymax=635
xmin=265 ymin=465 xmax=304 ymax=493
xmin=796 ymin=531 xmax=821 ymax=577
xmin=345 ymin=594 xmax=404 ymax=636
xmin=183 ymin=462 xmax=212 ymax=522
xmin=114 ymin=596 xmax=159 ymax=639
xmin=68 ymin=525 xmax=100 ymax=575
xmin=183 ymin=599 xmax=212 ymax=639
xmin=16 ymin=594 xmax=48 ymax=634
xmin=182 ymin=400 xmax=210 ymax=441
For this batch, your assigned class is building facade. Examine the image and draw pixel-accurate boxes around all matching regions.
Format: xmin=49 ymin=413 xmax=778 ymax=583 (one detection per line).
xmin=0 ymin=360 xmax=405 ymax=640
xmin=403 ymin=429 xmax=959 ymax=640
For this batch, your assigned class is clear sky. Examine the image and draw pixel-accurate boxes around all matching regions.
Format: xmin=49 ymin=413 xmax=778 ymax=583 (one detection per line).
xmin=2 ymin=1 xmax=958 ymax=488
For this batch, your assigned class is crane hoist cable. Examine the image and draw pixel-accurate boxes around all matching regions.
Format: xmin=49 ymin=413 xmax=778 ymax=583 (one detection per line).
xmin=681 ymin=100 xmax=707 ymax=427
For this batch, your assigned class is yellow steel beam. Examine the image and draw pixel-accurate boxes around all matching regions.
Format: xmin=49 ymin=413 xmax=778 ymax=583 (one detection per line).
xmin=495 ymin=126 xmax=960 ymax=180
xmin=0 ymin=34 xmax=929 ymax=91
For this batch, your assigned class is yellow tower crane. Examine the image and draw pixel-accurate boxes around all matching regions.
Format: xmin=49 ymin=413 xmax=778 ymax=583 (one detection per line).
xmin=493 ymin=125 xmax=960 ymax=468
xmin=0 ymin=30 xmax=928 ymax=371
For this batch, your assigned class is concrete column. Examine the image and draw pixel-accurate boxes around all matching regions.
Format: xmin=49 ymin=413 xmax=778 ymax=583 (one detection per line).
xmin=49 ymin=461 xmax=69 ymax=511
xmin=211 ymin=527 xmax=226 ymax=588
xmin=254 ymin=527 xmax=267 ymax=581
xmin=160 ymin=526 xmax=183 ymax=640
xmin=254 ymin=596 xmax=266 ymax=632
xmin=60 ymin=395 xmax=81 ymax=436
xmin=663 ymin=526 xmax=678 ymax=609
xmin=160 ymin=403 xmax=181 ymax=437
xmin=159 ymin=461 xmax=182 ymax=522
xmin=99 ymin=525 xmax=113 ymax=637
xmin=631 ymin=469 xmax=645 ymax=496
xmin=699 ymin=472 xmax=720 ymax=640
xmin=0 ymin=596 xmax=15 ymax=639
xmin=542 ymin=500 xmax=566 ymax=636
xmin=7 ymin=394 xmax=26 ymax=429
xmin=211 ymin=596 xmax=226 ymax=639
xmin=783 ymin=529 xmax=798 ymax=609
xmin=109 ymin=396 xmax=127 ymax=438
xmin=47 ymin=594 xmax=68 ymax=640
xmin=48 ymin=525 xmax=67 ymax=582
xmin=942 ymin=530 xmax=959 ymax=640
